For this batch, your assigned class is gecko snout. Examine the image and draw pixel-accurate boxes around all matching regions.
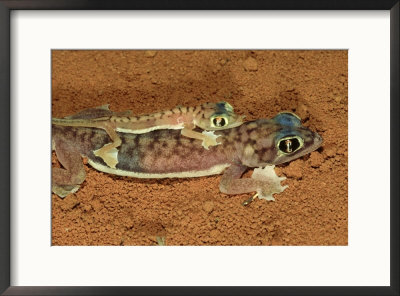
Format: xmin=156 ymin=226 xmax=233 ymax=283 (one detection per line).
xmin=313 ymin=132 xmax=323 ymax=147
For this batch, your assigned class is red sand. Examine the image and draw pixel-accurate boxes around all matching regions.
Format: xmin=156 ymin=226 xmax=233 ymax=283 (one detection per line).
xmin=52 ymin=50 xmax=348 ymax=245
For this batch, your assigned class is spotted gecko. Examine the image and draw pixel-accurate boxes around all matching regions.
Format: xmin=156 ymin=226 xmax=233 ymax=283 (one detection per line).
xmin=52 ymin=110 xmax=322 ymax=200
xmin=52 ymin=102 xmax=245 ymax=169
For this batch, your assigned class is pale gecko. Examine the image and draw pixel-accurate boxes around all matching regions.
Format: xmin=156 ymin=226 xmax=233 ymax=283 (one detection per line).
xmin=52 ymin=110 xmax=322 ymax=200
xmin=52 ymin=102 xmax=245 ymax=169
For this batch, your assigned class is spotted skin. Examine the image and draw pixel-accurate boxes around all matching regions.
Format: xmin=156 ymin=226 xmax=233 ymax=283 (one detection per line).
xmin=52 ymin=113 xmax=323 ymax=200
xmin=52 ymin=102 xmax=245 ymax=169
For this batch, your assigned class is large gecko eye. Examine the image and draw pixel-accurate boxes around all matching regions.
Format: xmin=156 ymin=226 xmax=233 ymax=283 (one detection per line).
xmin=211 ymin=116 xmax=228 ymax=127
xmin=277 ymin=136 xmax=303 ymax=154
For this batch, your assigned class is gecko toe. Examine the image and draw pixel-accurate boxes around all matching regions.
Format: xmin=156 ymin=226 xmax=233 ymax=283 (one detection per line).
xmin=251 ymin=165 xmax=288 ymax=202
xmin=94 ymin=146 xmax=119 ymax=168
xmin=52 ymin=184 xmax=80 ymax=198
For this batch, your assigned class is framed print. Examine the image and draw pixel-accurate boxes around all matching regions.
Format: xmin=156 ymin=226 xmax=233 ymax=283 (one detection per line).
xmin=1 ymin=1 xmax=399 ymax=295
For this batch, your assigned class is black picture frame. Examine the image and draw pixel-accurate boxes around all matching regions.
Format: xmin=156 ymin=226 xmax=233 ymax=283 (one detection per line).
xmin=1 ymin=1 xmax=398 ymax=295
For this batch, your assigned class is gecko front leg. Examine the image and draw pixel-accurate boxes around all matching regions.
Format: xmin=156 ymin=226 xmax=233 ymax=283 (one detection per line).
xmin=250 ymin=166 xmax=288 ymax=201
xmin=219 ymin=164 xmax=288 ymax=202
xmin=180 ymin=124 xmax=221 ymax=150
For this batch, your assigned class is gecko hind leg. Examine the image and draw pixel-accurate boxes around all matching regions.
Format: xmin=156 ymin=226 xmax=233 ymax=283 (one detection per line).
xmin=52 ymin=138 xmax=86 ymax=198
xmin=93 ymin=123 xmax=122 ymax=169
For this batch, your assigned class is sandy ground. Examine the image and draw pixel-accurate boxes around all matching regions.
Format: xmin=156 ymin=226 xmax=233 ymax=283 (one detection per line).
xmin=51 ymin=50 xmax=347 ymax=245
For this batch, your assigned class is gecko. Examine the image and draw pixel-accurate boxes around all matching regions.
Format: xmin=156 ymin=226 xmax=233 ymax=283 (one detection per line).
xmin=52 ymin=102 xmax=245 ymax=169
xmin=52 ymin=111 xmax=323 ymax=201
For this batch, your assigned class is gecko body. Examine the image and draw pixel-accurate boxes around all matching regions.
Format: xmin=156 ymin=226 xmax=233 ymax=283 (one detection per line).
xmin=52 ymin=102 xmax=245 ymax=169
xmin=52 ymin=112 xmax=322 ymax=200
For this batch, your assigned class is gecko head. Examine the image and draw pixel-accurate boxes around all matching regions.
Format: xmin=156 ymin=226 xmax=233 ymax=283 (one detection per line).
xmin=245 ymin=113 xmax=323 ymax=167
xmin=271 ymin=127 xmax=323 ymax=165
xmin=196 ymin=101 xmax=246 ymax=131
xmin=270 ymin=112 xmax=322 ymax=164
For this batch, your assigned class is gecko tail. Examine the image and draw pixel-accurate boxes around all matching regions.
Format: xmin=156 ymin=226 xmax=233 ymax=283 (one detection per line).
xmin=60 ymin=105 xmax=113 ymax=120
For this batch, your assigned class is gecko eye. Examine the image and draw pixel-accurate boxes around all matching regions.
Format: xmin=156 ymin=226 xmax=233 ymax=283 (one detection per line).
xmin=278 ymin=136 xmax=303 ymax=154
xmin=212 ymin=116 xmax=228 ymax=127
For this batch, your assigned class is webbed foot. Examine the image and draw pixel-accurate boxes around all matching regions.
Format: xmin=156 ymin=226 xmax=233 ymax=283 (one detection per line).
xmin=52 ymin=184 xmax=80 ymax=198
xmin=251 ymin=166 xmax=288 ymax=201
xmin=93 ymin=144 xmax=119 ymax=169
xmin=201 ymin=130 xmax=221 ymax=150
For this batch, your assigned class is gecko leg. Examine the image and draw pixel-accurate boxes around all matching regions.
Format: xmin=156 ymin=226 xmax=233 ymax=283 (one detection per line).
xmin=93 ymin=123 xmax=122 ymax=169
xmin=219 ymin=164 xmax=287 ymax=202
xmin=250 ymin=166 xmax=288 ymax=201
xmin=52 ymin=138 xmax=86 ymax=198
xmin=181 ymin=127 xmax=221 ymax=150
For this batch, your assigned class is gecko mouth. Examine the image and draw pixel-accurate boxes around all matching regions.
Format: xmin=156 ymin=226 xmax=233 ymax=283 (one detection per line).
xmin=314 ymin=133 xmax=323 ymax=146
